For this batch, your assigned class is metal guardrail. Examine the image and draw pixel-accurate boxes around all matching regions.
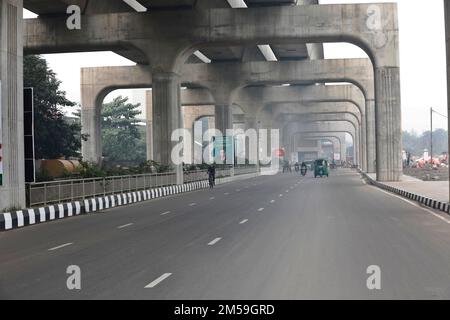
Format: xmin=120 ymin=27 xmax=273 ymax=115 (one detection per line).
xmin=26 ymin=165 xmax=258 ymax=207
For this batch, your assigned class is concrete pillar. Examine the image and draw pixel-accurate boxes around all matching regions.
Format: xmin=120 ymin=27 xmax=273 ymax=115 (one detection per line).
xmin=215 ymin=105 xmax=232 ymax=135
xmin=243 ymin=116 xmax=259 ymax=167
xmin=0 ymin=0 xmax=25 ymax=211
xmin=375 ymin=67 xmax=402 ymax=181
xmin=361 ymin=114 xmax=367 ymax=171
xmin=152 ymin=71 xmax=182 ymax=184
xmin=145 ymin=90 xmax=153 ymax=161
xmin=80 ymin=68 xmax=104 ymax=164
xmin=81 ymin=104 xmax=102 ymax=163
xmin=341 ymin=134 xmax=347 ymax=162
xmin=445 ymin=0 xmax=450 ymax=201
xmin=366 ymin=99 xmax=376 ymax=173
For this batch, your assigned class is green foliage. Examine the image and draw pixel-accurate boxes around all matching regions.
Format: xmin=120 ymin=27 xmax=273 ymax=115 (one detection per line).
xmin=403 ymin=129 xmax=448 ymax=156
xmin=24 ymin=55 xmax=81 ymax=159
xmin=101 ymin=96 xmax=146 ymax=165
xmin=77 ymin=161 xmax=107 ymax=179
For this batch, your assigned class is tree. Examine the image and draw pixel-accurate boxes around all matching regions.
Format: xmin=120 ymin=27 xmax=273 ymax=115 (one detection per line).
xmin=403 ymin=129 xmax=448 ymax=156
xmin=24 ymin=55 xmax=81 ymax=159
xmin=101 ymin=96 xmax=146 ymax=165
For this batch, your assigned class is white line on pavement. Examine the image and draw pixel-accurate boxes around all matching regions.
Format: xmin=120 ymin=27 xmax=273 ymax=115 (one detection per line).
xmin=371 ymin=186 xmax=450 ymax=225
xmin=48 ymin=243 xmax=73 ymax=252
xmin=240 ymin=219 xmax=249 ymax=224
xmin=208 ymin=237 xmax=222 ymax=246
xmin=210 ymin=197 xmax=215 ymax=200
xmin=270 ymin=200 xmax=275 ymax=204
xmin=189 ymin=203 xmax=197 ymax=207
xmin=145 ymin=273 xmax=172 ymax=288
xmin=224 ymin=193 xmax=230 ymax=195
xmin=161 ymin=211 xmax=171 ymax=216
xmin=117 ymin=223 xmax=133 ymax=229
xmin=258 ymin=208 xmax=265 ymax=212
xmin=279 ymin=194 xmax=283 ymax=197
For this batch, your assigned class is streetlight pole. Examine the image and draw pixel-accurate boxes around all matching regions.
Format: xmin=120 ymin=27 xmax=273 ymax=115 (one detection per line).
xmin=431 ymin=107 xmax=433 ymax=165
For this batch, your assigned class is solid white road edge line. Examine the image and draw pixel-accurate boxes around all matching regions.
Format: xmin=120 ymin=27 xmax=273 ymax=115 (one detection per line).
xmin=370 ymin=186 xmax=450 ymax=225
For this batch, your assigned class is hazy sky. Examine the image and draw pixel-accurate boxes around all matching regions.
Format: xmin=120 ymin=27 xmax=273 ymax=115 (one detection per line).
xmin=24 ymin=0 xmax=449 ymax=133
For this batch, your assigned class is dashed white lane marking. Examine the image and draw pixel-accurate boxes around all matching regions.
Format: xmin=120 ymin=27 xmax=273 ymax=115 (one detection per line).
xmin=285 ymin=190 xmax=289 ymax=193
xmin=117 ymin=223 xmax=133 ymax=229
xmin=161 ymin=211 xmax=171 ymax=216
xmin=279 ymin=194 xmax=283 ymax=197
xmin=145 ymin=273 xmax=172 ymax=288
xmin=224 ymin=193 xmax=230 ymax=195
xmin=208 ymin=237 xmax=222 ymax=246
xmin=48 ymin=243 xmax=73 ymax=252
xmin=270 ymin=200 xmax=275 ymax=204
xmin=236 ymin=189 xmax=241 ymax=192
xmin=240 ymin=219 xmax=249 ymax=224
xmin=189 ymin=203 xmax=197 ymax=207
xmin=371 ymin=186 xmax=450 ymax=225
xmin=210 ymin=197 xmax=215 ymax=200
xmin=258 ymin=208 xmax=265 ymax=212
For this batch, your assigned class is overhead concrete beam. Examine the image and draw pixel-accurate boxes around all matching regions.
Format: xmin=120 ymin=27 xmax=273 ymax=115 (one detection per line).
xmin=80 ymin=63 xmax=369 ymax=170
xmin=302 ymin=134 xmax=346 ymax=162
xmin=282 ymin=114 xmax=361 ymax=166
xmin=286 ymin=121 xmax=358 ymax=165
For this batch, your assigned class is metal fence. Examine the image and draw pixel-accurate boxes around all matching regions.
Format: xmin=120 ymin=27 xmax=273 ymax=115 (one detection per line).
xmin=26 ymin=165 xmax=258 ymax=208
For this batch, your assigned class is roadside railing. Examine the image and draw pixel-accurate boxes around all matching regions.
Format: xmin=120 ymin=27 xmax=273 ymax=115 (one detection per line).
xmin=27 ymin=172 xmax=176 ymax=208
xmin=26 ymin=165 xmax=259 ymax=208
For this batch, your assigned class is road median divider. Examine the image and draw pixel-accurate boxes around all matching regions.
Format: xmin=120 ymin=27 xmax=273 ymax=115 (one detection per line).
xmin=0 ymin=172 xmax=260 ymax=232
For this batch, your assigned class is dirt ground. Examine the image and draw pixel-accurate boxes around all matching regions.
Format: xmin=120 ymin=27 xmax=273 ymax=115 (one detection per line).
xmin=403 ymin=167 xmax=449 ymax=181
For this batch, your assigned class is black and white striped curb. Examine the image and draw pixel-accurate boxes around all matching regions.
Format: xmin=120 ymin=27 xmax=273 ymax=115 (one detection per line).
xmin=359 ymin=170 xmax=450 ymax=215
xmin=0 ymin=180 xmax=215 ymax=232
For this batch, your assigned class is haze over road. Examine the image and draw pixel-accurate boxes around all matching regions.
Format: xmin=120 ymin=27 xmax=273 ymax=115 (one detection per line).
xmin=1 ymin=169 xmax=450 ymax=299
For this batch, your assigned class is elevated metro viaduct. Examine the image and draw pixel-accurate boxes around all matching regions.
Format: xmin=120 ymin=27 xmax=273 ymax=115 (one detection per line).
xmin=81 ymin=60 xmax=370 ymax=170
xmin=0 ymin=0 xmax=401 ymax=212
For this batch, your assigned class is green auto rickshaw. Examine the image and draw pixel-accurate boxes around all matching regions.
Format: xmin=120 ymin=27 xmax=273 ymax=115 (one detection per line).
xmin=314 ymin=159 xmax=329 ymax=178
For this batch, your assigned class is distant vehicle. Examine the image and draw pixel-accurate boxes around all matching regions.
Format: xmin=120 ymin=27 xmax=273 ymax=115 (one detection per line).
xmin=314 ymin=159 xmax=329 ymax=178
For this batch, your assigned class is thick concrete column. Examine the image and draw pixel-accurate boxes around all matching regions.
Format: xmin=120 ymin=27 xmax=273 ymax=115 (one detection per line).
xmin=152 ymin=71 xmax=182 ymax=184
xmin=243 ymin=116 xmax=259 ymax=166
xmin=375 ymin=67 xmax=402 ymax=181
xmin=215 ymin=105 xmax=232 ymax=135
xmin=0 ymin=0 xmax=25 ymax=211
xmin=361 ymin=115 xmax=367 ymax=171
xmin=81 ymin=106 xmax=102 ymax=163
xmin=182 ymin=105 xmax=214 ymax=165
xmin=366 ymin=99 xmax=376 ymax=173
xmin=80 ymin=68 xmax=104 ymax=164
xmin=445 ymin=0 xmax=450 ymax=201
xmin=145 ymin=90 xmax=153 ymax=161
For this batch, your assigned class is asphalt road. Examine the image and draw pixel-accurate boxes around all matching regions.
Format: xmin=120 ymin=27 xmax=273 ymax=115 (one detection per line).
xmin=2 ymin=169 xmax=450 ymax=299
